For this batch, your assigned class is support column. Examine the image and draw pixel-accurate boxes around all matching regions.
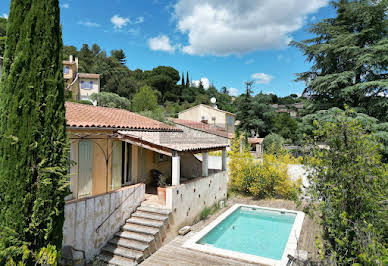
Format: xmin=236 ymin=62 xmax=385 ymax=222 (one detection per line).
xmin=172 ymin=151 xmax=180 ymax=186
xmin=202 ymin=152 xmax=208 ymax=177
xmin=221 ymin=148 xmax=227 ymax=171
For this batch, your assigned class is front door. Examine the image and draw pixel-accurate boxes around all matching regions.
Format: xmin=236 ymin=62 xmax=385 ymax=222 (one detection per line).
xmin=78 ymin=140 xmax=93 ymax=197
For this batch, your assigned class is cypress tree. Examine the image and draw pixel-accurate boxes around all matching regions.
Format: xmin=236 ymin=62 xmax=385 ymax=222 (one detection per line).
xmin=0 ymin=0 xmax=69 ymax=262
xmin=186 ymin=72 xmax=190 ymax=87
xmin=181 ymin=72 xmax=185 ymax=86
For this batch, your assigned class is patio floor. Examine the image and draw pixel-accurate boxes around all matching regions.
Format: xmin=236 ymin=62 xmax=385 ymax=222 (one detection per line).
xmin=141 ymin=195 xmax=320 ymax=265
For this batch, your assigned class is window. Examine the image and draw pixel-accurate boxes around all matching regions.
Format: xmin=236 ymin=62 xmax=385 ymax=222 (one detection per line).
xmin=228 ymin=116 xmax=234 ymax=126
xmin=64 ymin=66 xmax=69 ymax=74
xmin=80 ymin=80 xmax=93 ymax=89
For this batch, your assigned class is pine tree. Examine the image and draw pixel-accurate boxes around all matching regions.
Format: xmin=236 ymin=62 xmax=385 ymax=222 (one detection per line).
xmin=181 ymin=72 xmax=185 ymax=86
xmin=0 ymin=0 xmax=69 ymax=262
xmin=291 ymin=0 xmax=388 ymax=121
xmin=236 ymin=81 xmax=254 ymax=135
xmin=186 ymin=72 xmax=190 ymax=87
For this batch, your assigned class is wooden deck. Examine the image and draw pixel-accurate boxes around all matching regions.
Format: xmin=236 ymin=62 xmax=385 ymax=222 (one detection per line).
xmin=141 ymin=195 xmax=320 ymax=265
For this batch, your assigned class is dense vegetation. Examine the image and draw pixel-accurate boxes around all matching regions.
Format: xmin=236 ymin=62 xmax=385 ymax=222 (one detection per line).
xmin=0 ymin=0 xmax=69 ymax=263
xmin=305 ymin=109 xmax=388 ymax=264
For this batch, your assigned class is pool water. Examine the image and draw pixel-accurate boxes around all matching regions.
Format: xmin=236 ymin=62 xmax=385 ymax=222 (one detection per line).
xmin=198 ymin=207 xmax=296 ymax=260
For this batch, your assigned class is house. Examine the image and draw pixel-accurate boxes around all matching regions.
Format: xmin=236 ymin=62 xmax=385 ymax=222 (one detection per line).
xmin=271 ymin=103 xmax=304 ymax=118
xmin=248 ymin=137 xmax=264 ymax=158
xmin=0 ymin=56 xmax=3 ymax=80
xmin=63 ymin=56 xmax=100 ymax=105
xmin=63 ymin=102 xmax=229 ymax=261
xmin=178 ymin=104 xmax=236 ymax=134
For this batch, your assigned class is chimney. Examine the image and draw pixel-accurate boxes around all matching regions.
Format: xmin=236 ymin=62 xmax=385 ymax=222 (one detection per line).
xmin=75 ymin=57 xmax=79 ymax=70
xmin=69 ymin=55 xmax=73 ymax=62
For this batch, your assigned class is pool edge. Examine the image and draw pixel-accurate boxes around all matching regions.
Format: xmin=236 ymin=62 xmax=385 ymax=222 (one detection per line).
xmin=182 ymin=203 xmax=305 ymax=266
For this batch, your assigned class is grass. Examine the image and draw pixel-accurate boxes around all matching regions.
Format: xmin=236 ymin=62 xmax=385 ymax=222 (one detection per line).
xmin=200 ymin=203 xmax=221 ymax=220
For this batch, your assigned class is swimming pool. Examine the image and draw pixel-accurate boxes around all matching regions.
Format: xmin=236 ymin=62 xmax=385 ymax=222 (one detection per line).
xmin=183 ymin=204 xmax=305 ymax=265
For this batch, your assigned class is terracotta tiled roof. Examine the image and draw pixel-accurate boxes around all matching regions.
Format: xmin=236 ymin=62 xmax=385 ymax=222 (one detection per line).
xmin=63 ymin=60 xmax=76 ymax=65
xmin=171 ymin=118 xmax=233 ymax=139
xmin=118 ymin=130 xmax=228 ymax=152
xmin=65 ymin=102 xmax=180 ymax=131
xmin=78 ymin=73 xmax=100 ymax=79
xmin=248 ymin=137 xmax=264 ymax=144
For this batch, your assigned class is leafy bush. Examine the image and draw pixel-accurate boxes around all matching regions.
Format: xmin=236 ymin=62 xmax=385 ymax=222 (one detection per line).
xmin=305 ymin=109 xmax=388 ymax=264
xmin=90 ymin=92 xmax=131 ymax=110
xmin=229 ymin=135 xmax=301 ymax=200
xmin=200 ymin=207 xmax=211 ymax=220
xmin=262 ymin=133 xmax=285 ymax=153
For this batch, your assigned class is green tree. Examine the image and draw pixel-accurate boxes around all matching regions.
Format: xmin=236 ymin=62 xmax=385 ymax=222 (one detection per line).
xmin=90 ymin=92 xmax=131 ymax=110
xmin=186 ymin=72 xmax=189 ymax=87
xmin=181 ymin=72 xmax=185 ymax=86
xmin=272 ymin=113 xmax=298 ymax=142
xmin=110 ymin=49 xmax=126 ymax=64
xmin=236 ymin=81 xmax=254 ymax=135
xmin=0 ymin=0 xmax=69 ymax=263
xmin=291 ymin=0 xmax=388 ymax=121
xmin=262 ymin=133 xmax=285 ymax=154
xmin=0 ymin=17 xmax=6 ymax=56
xmin=305 ymin=109 xmax=388 ymax=264
xmin=132 ymin=85 xmax=159 ymax=112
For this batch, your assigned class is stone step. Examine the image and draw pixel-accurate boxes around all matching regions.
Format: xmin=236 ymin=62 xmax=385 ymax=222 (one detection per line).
xmin=123 ymin=223 xmax=160 ymax=235
xmin=98 ymin=253 xmax=137 ymax=266
xmin=132 ymin=211 xmax=169 ymax=222
xmin=126 ymin=217 xmax=164 ymax=228
xmin=137 ymin=206 xmax=171 ymax=216
xmin=109 ymin=237 xmax=149 ymax=253
xmin=102 ymin=244 xmax=143 ymax=262
xmin=115 ymin=231 xmax=154 ymax=244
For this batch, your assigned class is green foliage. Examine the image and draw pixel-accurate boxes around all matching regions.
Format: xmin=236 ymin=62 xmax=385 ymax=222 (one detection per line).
xmin=262 ymin=133 xmax=285 ymax=153
xmin=6 ymin=244 xmax=58 ymax=266
xmin=200 ymin=203 xmax=220 ymax=220
xmin=228 ymin=135 xmax=301 ymax=200
xmin=305 ymin=109 xmax=388 ymax=264
xmin=78 ymin=100 xmax=93 ymax=105
xmin=271 ymin=113 xmax=298 ymax=142
xmin=291 ymin=0 xmax=388 ymax=121
xmin=0 ymin=17 xmax=6 ymax=56
xmin=91 ymin=92 xmax=131 ymax=110
xmin=0 ymin=1 xmax=69 ymax=263
xmin=132 ymin=85 xmax=159 ymax=112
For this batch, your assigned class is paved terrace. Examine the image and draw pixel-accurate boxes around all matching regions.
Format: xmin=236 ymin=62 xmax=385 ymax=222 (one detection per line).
xmin=142 ymin=197 xmax=320 ymax=266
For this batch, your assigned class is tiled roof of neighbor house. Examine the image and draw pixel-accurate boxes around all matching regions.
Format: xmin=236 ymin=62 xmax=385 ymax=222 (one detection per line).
xmin=78 ymin=73 xmax=100 ymax=79
xmin=171 ymin=118 xmax=233 ymax=139
xmin=248 ymin=137 xmax=264 ymax=144
xmin=63 ymin=60 xmax=76 ymax=65
xmin=118 ymin=130 xmax=228 ymax=152
xmin=65 ymin=102 xmax=180 ymax=131
xmin=178 ymin=104 xmax=235 ymax=116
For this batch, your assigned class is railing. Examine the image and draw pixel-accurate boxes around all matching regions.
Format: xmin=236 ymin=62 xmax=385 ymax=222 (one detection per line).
xmin=95 ymin=183 xmax=143 ymax=233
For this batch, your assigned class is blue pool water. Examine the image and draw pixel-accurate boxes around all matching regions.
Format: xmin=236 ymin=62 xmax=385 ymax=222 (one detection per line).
xmin=198 ymin=207 xmax=296 ymax=260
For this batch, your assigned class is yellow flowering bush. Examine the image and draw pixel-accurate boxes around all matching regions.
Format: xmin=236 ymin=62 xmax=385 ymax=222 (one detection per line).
xmin=229 ymin=135 xmax=302 ymax=200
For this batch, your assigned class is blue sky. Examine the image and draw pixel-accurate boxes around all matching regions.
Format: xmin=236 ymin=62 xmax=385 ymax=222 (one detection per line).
xmin=0 ymin=0 xmax=336 ymax=97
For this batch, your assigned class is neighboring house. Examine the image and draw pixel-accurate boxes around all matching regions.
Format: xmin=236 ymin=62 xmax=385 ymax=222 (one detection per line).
xmin=248 ymin=137 xmax=264 ymax=158
xmin=271 ymin=103 xmax=304 ymax=118
xmin=178 ymin=104 xmax=236 ymax=134
xmin=0 ymin=56 xmax=3 ymax=81
xmin=63 ymin=56 xmax=100 ymax=105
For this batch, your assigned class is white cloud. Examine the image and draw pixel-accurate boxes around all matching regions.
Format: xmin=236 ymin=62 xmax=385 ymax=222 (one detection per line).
xmin=78 ymin=20 xmax=100 ymax=27
xmin=174 ymin=0 xmax=328 ymax=56
xmin=228 ymin=88 xmax=239 ymax=96
xmin=245 ymin=59 xmax=254 ymax=64
xmin=110 ymin=15 xmax=144 ymax=29
xmin=191 ymin=77 xmax=210 ymax=89
xmin=61 ymin=3 xmax=69 ymax=9
xmin=111 ymin=15 xmax=130 ymax=29
xmin=251 ymin=73 xmax=273 ymax=84
xmin=310 ymin=15 xmax=317 ymax=22
xmin=2 ymin=13 xmax=8 ymax=19
xmin=148 ymin=35 xmax=176 ymax=53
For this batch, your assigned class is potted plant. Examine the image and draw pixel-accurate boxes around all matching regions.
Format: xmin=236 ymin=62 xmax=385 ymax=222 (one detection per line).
xmin=157 ymin=173 xmax=167 ymax=202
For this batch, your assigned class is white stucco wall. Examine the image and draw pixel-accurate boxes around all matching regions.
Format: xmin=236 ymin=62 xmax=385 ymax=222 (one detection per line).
xmin=166 ymin=171 xmax=228 ymax=232
xmin=62 ymin=183 xmax=145 ymax=260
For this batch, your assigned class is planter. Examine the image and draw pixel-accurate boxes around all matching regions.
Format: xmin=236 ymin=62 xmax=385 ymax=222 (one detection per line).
xmin=157 ymin=187 xmax=166 ymax=202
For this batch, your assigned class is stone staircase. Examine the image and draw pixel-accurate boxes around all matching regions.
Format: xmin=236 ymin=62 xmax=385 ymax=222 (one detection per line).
xmin=98 ymin=205 xmax=172 ymax=266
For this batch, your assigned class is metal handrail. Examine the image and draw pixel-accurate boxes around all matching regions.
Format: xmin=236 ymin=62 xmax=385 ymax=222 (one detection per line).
xmin=95 ymin=183 xmax=143 ymax=232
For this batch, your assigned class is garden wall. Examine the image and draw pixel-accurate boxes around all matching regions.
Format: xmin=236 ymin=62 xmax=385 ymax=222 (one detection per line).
xmin=166 ymin=171 xmax=228 ymax=232
xmin=62 ymin=183 xmax=145 ymax=261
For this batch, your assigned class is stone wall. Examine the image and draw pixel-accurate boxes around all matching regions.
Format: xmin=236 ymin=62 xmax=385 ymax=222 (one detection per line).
xmin=166 ymin=171 xmax=228 ymax=232
xmin=62 ymin=183 xmax=145 ymax=260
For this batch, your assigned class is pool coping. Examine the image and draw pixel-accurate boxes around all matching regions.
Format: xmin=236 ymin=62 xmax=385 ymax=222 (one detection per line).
xmin=182 ymin=204 xmax=305 ymax=266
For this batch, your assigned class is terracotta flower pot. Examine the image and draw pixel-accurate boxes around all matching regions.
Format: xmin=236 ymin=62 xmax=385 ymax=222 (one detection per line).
xmin=157 ymin=187 xmax=166 ymax=202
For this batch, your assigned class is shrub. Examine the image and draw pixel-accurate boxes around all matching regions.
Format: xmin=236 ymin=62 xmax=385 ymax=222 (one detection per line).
xmin=262 ymin=133 xmax=285 ymax=153
xmin=200 ymin=207 xmax=211 ymax=220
